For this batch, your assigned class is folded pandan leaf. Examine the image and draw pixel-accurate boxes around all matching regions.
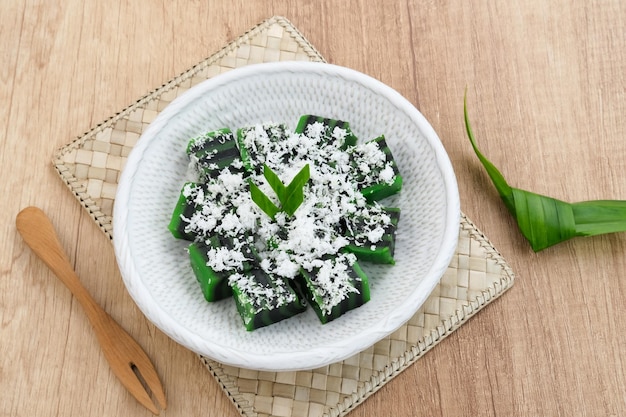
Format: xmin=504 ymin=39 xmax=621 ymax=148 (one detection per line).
xmin=464 ymin=94 xmax=626 ymax=251
xmin=249 ymin=164 xmax=310 ymax=219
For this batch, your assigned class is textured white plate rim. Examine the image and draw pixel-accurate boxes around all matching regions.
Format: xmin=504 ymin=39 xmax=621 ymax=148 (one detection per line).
xmin=113 ymin=61 xmax=460 ymax=371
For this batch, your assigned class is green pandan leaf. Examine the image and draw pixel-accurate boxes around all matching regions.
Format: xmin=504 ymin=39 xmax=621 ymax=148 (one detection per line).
xmin=464 ymin=92 xmax=626 ymax=251
xmin=249 ymin=179 xmax=280 ymax=219
xmin=263 ymin=164 xmax=287 ymax=202
xmin=250 ymin=164 xmax=311 ymax=219
xmin=282 ymin=164 xmax=310 ymax=216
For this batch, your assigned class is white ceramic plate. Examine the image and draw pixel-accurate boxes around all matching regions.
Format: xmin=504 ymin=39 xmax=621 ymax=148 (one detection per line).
xmin=113 ymin=62 xmax=460 ymax=371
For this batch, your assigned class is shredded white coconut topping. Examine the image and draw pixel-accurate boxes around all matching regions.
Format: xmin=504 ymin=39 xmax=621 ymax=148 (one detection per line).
xmin=181 ymin=120 xmax=399 ymax=313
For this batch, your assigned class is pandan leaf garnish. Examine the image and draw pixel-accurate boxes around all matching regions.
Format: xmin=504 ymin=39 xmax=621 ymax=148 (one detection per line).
xmin=464 ymin=92 xmax=626 ymax=252
xmin=250 ymin=164 xmax=310 ymax=219
xmin=249 ymin=180 xmax=281 ymax=219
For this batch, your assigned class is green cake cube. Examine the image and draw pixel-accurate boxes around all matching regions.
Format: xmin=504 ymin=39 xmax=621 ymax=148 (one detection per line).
xmin=294 ymin=114 xmax=358 ymax=150
xmin=186 ymin=128 xmax=242 ymax=180
xmin=188 ymin=241 xmax=233 ymax=302
xmin=343 ymin=207 xmax=400 ymax=264
xmin=295 ymin=256 xmax=370 ymax=324
xmin=168 ymin=182 xmax=204 ymax=241
xmin=229 ymin=269 xmax=306 ymax=331
xmin=188 ymin=233 xmax=256 ymax=302
xmin=350 ymin=135 xmax=403 ymax=202
xmin=235 ymin=123 xmax=289 ymax=173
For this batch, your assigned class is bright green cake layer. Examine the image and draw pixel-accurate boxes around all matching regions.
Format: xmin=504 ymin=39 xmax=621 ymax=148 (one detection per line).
xmin=186 ymin=128 xmax=243 ymax=180
xmin=230 ymin=269 xmax=306 ymax=331
xmin=295 ymin=258 xmax=370 ymax=324
xmin=167 ymin=182 xmax=202 ymax=241
xmin=294 ymin=114 xmax=358 ymax=149
xmin=353 ymin=136 xmax=403 ymax=202
xmin=343 ymin=207 xmax=400 ymax=264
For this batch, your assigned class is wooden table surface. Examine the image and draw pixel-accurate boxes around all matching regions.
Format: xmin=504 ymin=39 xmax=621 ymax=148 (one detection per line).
xmin=3 ymin=1 xmax=626 ymax=416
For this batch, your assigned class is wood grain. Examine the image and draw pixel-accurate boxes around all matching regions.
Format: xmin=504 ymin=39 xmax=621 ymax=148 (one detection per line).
xmin=2 ymin=1 xmax=625 ymax=416
xmin=15 ymin=207 xmax=166 ymax=414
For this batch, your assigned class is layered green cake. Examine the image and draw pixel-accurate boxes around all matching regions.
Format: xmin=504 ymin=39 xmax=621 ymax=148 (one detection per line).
xmin=168 ymin=115 xmax=403 ymax=330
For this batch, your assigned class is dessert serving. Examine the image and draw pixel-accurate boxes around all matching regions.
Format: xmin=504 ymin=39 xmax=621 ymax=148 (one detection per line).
xmin=168 ymin=115 xmax=403 ymax=330
xmin=113 ymin=61 xmax=459 ymax=370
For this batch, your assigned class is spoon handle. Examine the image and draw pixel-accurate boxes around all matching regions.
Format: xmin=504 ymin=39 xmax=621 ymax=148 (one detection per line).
xmin=16 ymin=206 xmax=107 ymax=321
xmin=16 ymin=206 xmax=167 ymax=413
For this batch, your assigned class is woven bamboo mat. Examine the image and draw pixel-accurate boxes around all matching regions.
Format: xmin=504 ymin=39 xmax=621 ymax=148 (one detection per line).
xmin=54 ymin=16 xmax=515 ymax=417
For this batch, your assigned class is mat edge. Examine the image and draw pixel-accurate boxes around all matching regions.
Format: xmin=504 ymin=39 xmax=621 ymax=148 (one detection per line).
xmin=198 ymin=214 xmax=516 ymax=417
xmin=52 ymin=15 xmax=324 ymax=240
xmin=50 ymin=15 xmax=517 ymax=417
xmin=326 ymin=213 xmax=515 ymax=417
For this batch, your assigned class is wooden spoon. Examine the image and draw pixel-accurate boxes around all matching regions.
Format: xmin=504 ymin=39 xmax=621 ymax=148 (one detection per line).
xmin=16 ymin=206 xmax=167 ymax=414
